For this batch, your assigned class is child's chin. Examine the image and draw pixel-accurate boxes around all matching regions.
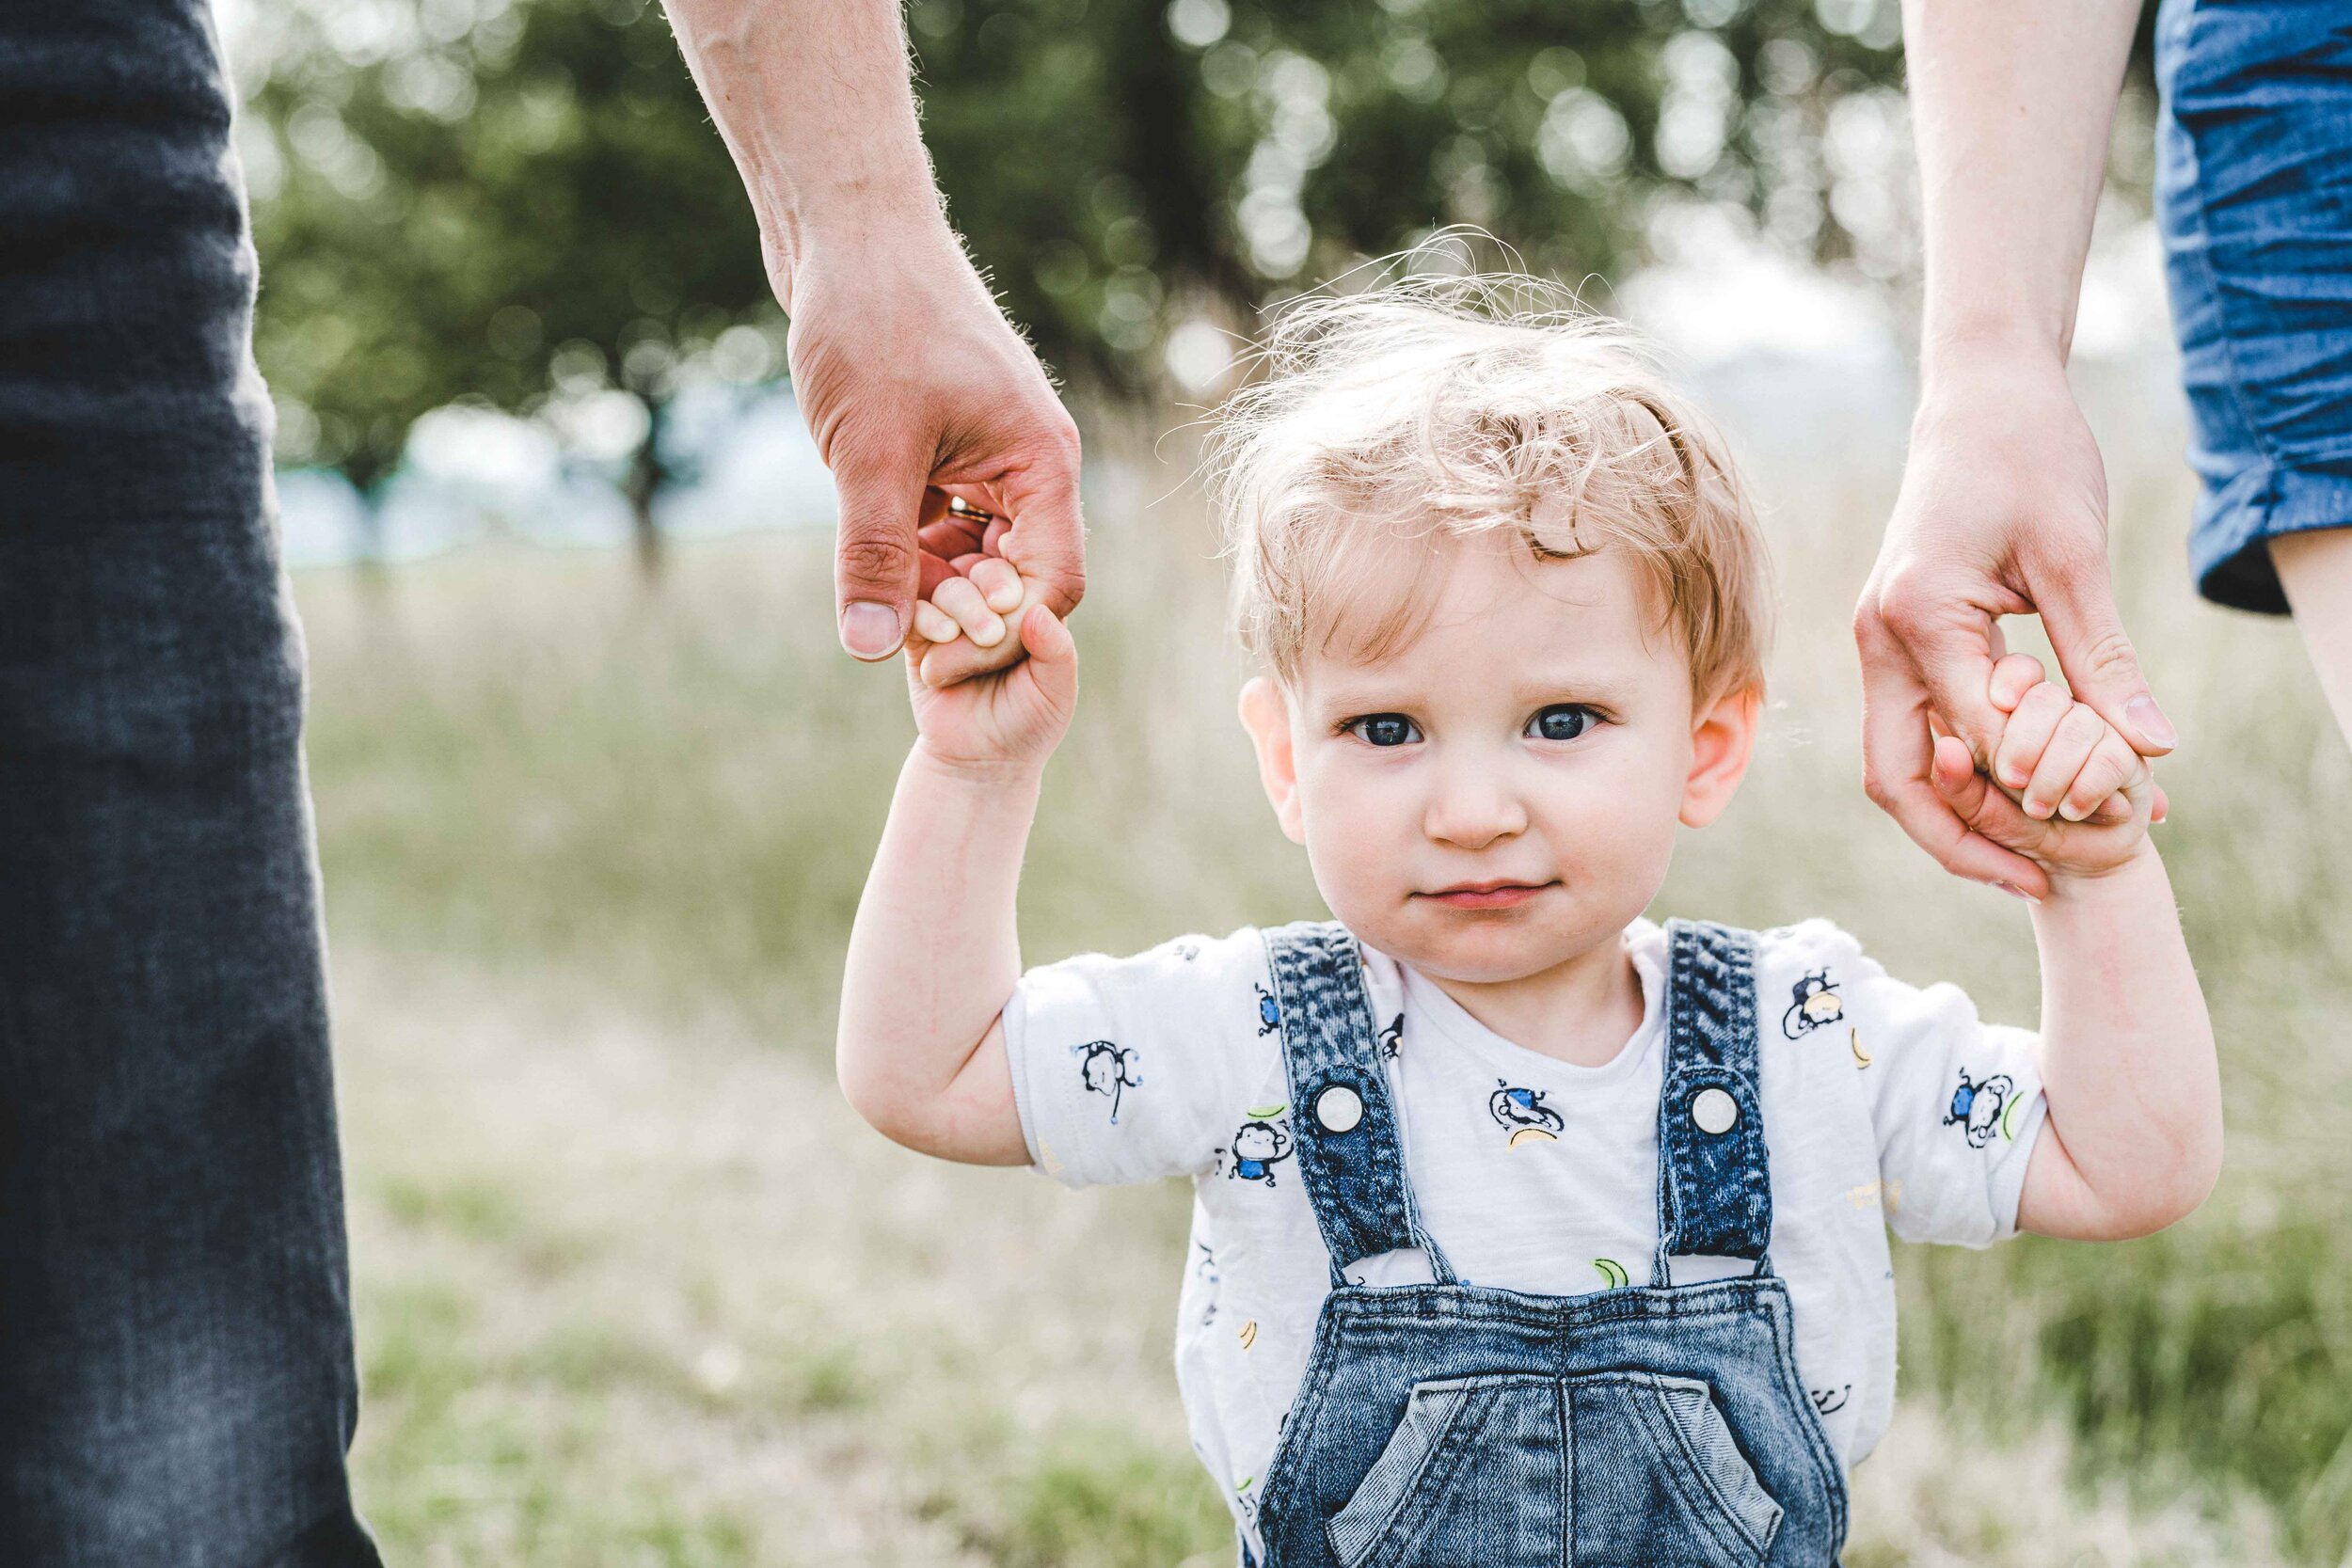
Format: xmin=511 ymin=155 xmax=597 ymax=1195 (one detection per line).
xmin=1376 ymin=920 xmax=1591 ymax=986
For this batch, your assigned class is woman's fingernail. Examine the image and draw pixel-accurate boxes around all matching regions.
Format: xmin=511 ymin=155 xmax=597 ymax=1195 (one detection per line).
xmin=2125 ymin=695 xmax=2178 ymax=750
xmin=1994 ymin=881 xmax=2042 ymax=904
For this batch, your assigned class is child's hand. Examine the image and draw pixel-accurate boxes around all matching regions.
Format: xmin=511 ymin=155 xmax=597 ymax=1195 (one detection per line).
xmin=911 ymin=488 xmax=1066 ymax=689
xmin=906 ymin=554 xmax=1077 ymax=771
xmin=1929 ymin=654 xmax=2161 ymax=884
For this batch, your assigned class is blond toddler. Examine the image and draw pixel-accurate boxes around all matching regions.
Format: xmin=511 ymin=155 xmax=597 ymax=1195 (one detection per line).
xmin=836 ymin=286 xmax=2220 ymax=1568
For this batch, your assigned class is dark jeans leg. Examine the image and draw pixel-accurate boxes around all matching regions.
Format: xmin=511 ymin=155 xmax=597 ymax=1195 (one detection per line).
xmin=0 ymin=3 xmax=379 ymax=1563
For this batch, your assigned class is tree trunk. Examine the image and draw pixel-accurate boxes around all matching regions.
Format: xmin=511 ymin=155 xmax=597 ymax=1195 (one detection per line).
xmin=622 ymin=404 xmax=665 ymax=584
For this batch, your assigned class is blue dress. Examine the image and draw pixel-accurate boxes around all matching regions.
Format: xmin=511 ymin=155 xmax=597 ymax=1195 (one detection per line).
xmin=2157 ymin=0 xmax=2352 ymax=612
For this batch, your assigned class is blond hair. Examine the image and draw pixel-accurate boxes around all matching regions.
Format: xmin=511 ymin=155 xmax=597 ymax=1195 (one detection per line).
xmin=1207 ymin=277 xmax=1771 ymax=700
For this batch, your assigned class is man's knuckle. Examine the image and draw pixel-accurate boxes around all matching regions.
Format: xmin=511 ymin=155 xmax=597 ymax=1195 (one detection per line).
xmin=838 ymin=531 xmax=919 ymax=587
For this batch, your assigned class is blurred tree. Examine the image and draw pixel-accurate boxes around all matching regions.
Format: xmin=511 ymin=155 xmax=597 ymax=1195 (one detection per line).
xmin=249 ymin=0 xmax=773 ymax=573
xmin=246 ymin=0 xmax=2152 ymax=559
xmin=914 ymin=0 xmax=1919 ymax=388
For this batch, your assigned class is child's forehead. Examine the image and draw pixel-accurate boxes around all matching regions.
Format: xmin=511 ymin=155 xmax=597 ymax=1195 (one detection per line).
xmin=1297 ymin=528 xmax=1675 ymax=692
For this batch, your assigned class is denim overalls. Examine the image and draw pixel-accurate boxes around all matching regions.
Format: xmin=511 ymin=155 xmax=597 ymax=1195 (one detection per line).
xmin=1248 ymin=919 xmax=1848 ymax=1568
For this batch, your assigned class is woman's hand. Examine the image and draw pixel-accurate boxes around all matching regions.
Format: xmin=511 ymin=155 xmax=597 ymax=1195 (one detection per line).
xmin=1856 ymin=350 xmax=2173 ymax=898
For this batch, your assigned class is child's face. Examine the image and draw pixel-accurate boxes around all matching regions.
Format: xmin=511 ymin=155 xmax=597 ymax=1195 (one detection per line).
xmin=1239 ymin=530 xmax=1757 ymax=987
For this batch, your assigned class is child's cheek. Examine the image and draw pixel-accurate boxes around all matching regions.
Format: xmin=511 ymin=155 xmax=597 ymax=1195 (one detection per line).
xmin=1295 ymin=768 xmax=1416 ymax=908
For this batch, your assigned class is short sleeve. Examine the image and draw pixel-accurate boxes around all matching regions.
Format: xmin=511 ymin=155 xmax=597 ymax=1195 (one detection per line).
xmin=1003 ymin=927 xmax=1281 ymax=1189
xmin=1764 ymin=921 xmax=2046 ymax=1248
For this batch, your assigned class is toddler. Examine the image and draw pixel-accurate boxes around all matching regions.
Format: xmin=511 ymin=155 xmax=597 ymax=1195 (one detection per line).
xmin=837 ymin=287 xmax=2220 ymax=1567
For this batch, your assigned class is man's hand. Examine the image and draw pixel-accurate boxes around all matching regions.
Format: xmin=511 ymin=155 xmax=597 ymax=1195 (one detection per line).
xmin=1855 ymin=350 xmax=2175 ymax=899
xmin=787 ymin=223 xmax=1084 ymax=673
xmin=660 ymin=0 xmax=1085 ymax=673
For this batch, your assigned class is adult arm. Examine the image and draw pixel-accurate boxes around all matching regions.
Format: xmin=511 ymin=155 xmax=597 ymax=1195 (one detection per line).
xmin=1858 ymin=0 xmax=2169 ymax=899
xmin=662 ymin=0 xmax=1085 ymax=671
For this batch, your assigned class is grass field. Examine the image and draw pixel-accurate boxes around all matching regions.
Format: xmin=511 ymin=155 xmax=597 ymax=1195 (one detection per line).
xmin=301 ymin=420 xmax=2352 ymax=1564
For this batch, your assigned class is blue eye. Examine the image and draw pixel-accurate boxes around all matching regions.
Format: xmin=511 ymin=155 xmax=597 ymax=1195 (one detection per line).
xmin=1349 ymin=714 xmax=1422 ymax=748
xmin=1528 ymin=705 xmax=1598 ymax=742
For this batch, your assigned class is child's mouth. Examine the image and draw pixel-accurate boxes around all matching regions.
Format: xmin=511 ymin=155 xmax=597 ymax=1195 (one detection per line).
xmin=1419 ymin=880 xmax=1556 ymax=910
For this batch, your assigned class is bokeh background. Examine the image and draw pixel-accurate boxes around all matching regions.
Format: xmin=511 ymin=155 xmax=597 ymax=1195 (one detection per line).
xmin=213 ymin=0 xmax=2350 ymax=1561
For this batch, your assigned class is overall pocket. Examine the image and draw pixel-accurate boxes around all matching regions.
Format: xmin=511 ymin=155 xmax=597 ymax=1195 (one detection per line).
xmin=1323 ymin=1371 xmax=1780 ymax=1568
xmin=1571 ymin=1370 xmax=1783 ymax=1565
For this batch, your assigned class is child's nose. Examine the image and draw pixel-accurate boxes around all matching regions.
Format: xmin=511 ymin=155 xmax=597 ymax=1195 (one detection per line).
xmin=1422 ymin=760 xmax=1530 ymax=848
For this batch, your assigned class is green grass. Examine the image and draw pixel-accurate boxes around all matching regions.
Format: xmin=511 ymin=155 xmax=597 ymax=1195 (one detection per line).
xmin=302 ymin=430 xmax=2351 ymax=1562
xmin=983 ymin=1433 xmax=1240 ymax=1568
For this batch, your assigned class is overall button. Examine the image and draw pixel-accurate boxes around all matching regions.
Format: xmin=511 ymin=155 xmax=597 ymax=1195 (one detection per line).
xmin=1315 ymin=1085 xmax=1364 ymax=1132
xmin=1690 ymin=1086 xmax=1739 ymax=1135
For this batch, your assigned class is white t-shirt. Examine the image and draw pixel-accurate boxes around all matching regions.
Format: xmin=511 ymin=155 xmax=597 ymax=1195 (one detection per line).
xmin=1004 ymin=917 xmax=2045 ymax=1550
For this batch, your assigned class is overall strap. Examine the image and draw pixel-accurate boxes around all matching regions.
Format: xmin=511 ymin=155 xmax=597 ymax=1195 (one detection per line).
xmin=1653 ymin=919 xmax=1773 ymax=1278
xmin=1262 ymin=922 xmax=1455 ymax=1288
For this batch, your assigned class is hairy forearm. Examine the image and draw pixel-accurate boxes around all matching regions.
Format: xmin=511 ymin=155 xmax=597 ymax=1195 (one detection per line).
xmin=661 ymin=0 xmax=945 ymax=306
xmin=1903 ymin=0 xmax=2142 ymax=373
xmin=837 ymin=744 xmax=1036 ymax=1160
xmin=2026 ymin=846 xmax=2221 ymax=1237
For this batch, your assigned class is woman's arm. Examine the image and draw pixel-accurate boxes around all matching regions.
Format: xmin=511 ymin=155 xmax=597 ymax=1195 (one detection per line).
xmin=1856 ymin=0 xmax=2169 ymax=900
xmin=1903 ymin=0 xmax=2143 ymax=366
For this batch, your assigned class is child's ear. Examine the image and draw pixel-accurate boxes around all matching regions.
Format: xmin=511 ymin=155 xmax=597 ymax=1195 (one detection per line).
xmin=1680 ymin=681 xmax=1761 ymax=829
xmin=1238 ymin=676 xmax=1307 ymax=845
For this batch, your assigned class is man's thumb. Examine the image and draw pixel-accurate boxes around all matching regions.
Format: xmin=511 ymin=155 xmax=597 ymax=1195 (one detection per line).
xmin=2037 ymin=563 xmax=2176 ymax=755
xmin=833 ymin=454 xmax=927 ymax=661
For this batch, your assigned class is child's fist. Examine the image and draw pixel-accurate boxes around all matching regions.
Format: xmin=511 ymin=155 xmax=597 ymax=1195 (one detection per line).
xmin=905 ymin=562 xmax=1077 ymax=771
xmin=910 ymin=489 xmax=1067 ymax=689
xmin=1931 ymin=655 xmax=2160 ymax=884
xmin=1985 ymin=653 xmax=2149 ymax=824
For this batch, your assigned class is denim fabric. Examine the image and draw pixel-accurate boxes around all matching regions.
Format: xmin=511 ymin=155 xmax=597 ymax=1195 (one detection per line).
xmin=1252 ymin=921 xmax=1846 ymax=1568
xmin=1656 ymin=924 xmax=1771 ymax=1270
xmin=2155 ymin=0 xmax=2352 ymax=613
xmin=0 ymin=2 xmax=377 ymax=1563
xmin=1263 ymin=921 xmax=1455 ymax=1287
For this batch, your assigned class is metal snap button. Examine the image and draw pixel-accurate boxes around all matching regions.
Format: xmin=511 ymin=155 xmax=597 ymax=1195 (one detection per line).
xmin=1315 ymin=1085 xmax=1364 ymax=1133
xmin=1690 ymin=1086 xmax=1739 ymax=1136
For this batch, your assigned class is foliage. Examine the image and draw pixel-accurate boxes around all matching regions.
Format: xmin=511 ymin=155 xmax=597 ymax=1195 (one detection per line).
xmin=247 ymin=0 xmax=774 ymax=535
xmin=243 ymin=0 xmax=1939 ymax=514
xmin=914 ymin=0 xmax=1916 ymax=385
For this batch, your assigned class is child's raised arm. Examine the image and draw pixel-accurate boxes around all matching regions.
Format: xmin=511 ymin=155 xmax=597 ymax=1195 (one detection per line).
xmin=1930 ymin=655 xmax=2221 ymax=1240
xmin=836 ymin=559 xmax=1076 ymax=1166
